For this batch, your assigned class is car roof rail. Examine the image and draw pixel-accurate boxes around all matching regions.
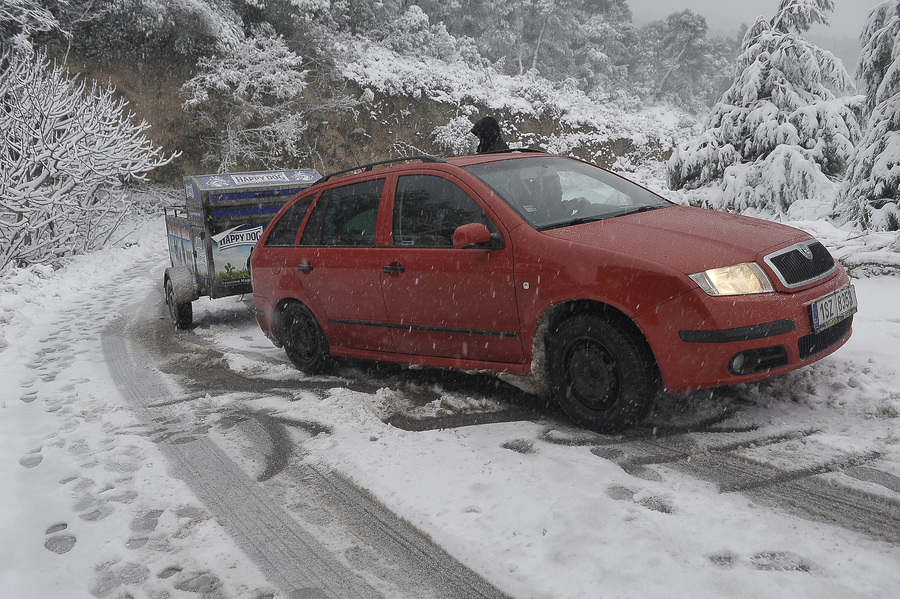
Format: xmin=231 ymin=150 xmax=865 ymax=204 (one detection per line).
xmin=469 ymin=147 xmax=548 ymax=155
xmin=496 ymin=147 xmax=546 ymax=154
xmin=314 ymin=155 xmax=447 ymax=185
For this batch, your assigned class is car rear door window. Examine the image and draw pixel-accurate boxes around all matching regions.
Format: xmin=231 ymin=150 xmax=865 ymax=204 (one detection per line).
xmin=392 ymin=174 xmax=496 ymax=247
xmin=300 ymin=179 xmax=385 ymax=246
xmin=264 ymin=195 xmax=315 ymax=247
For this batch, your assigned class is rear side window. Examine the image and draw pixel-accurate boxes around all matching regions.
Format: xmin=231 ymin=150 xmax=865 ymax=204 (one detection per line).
xmin=300 ymin=179 xmax=385 ymax=246
xmin=264 ymin=195 xmax=315 ymax=247
xmin=392 ymin=174 xmax=496 ymax=247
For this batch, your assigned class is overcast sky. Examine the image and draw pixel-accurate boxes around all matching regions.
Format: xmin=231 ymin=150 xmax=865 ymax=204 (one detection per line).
xmin=628 ymin=0 xmax=885 ymax=39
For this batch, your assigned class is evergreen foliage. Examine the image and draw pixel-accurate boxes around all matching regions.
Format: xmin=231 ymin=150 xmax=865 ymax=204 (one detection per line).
xmin=841 ymin=0 xmax=900 ymax=231
xmin=667 ymin=0 xmax=861 ymax=215
xmin=180 ymin=27 xmax=313 ymax=173
xmin=44 ymin=0 xmax=243 ymax=65
xmin=631 ymin=10 xmax=737 ymax=111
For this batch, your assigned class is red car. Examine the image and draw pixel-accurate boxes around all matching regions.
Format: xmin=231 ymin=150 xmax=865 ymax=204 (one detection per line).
xmin=250 ymin=152 xmax=856 ymax=432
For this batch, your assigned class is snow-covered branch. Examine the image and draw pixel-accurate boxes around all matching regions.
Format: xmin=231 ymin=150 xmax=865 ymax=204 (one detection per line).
xmin=0 ymin=49 xmax=177 ymax=269
xmin=0 ymin=0 xmax=58 ymax=51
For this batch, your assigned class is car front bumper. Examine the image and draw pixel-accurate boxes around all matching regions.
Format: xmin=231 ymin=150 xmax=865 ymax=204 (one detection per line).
xmin=635 ymin=270 xmax=854 ymax=395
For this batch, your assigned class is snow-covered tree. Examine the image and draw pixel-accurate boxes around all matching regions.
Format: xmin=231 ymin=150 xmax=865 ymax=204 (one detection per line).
xmin=840 ymin=1 xmax=900 ymax=230
xmin=0 ymin=0 xmax=57 ymax=50
xmin=418 ymin=0 xmax=636 ymax=87
xmin=50 ymin=0 xmax=242 ymax=64
xmin=667 ymin=0 xmax=862 ymax=215
xmin=180 ymin=27 xmax=314 ymax=172
xmin=380 ymin=6 xmax=462 ymax=61
xmin=0 ymin=50 xmax=175 ymax=269
xmin=633 ymin=10 xmax=737 ymax=111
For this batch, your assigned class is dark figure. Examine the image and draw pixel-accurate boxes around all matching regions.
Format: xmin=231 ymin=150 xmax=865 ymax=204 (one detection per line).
xmin=471 ymin=116 xmax=509 ymax=153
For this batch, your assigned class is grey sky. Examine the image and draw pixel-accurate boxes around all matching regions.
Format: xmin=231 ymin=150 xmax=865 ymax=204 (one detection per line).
xmin=628 ymin=0 xmax=885 ymax=39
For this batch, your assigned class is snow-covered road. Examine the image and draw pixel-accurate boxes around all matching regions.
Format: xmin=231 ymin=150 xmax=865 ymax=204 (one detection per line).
xmin=2 ymin=213 xmax=900 ymax=599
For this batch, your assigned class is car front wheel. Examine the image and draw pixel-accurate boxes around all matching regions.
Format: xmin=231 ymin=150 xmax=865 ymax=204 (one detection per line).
xmin=548 ymin=313 xmax=657 ymax=433
xmin=280 ymin=302 xmax=331 ymax=374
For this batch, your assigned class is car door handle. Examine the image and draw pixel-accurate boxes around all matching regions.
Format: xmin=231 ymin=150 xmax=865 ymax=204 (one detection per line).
xmin=296 ymin=261 xmax=314 ymax=272
xmin=382 ymin=263 xmax=405 ymax=274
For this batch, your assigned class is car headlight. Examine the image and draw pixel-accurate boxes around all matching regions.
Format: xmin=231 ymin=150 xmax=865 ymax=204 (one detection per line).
xmin=688 ymin=263 xmax=774 ymax=296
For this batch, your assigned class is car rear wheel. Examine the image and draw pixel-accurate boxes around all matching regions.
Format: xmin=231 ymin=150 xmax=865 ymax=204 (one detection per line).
xmin=280 ymin=302 xmax=331 ymax=374
xmin=548 ymin=313 xmax=656 ymax=433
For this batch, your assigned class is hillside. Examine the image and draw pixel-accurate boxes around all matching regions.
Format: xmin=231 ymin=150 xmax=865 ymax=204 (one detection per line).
xmin=35 ymin=0 xmax=717 ymax=183
xmin=70 ymin=41 xmax=695 ymax=184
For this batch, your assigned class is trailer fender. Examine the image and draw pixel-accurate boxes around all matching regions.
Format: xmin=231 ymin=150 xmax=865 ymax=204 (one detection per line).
xmin=164 ymin=266 xmax=200 ymax=304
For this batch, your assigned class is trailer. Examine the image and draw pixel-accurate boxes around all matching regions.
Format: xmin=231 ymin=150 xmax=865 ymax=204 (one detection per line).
xmin=164 ymin=168 xmax=320 ymax=328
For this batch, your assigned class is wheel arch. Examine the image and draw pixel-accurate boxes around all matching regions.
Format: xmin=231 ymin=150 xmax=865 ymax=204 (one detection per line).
xmin=163 ymin=266 xmax=200 ymax=304
xmin=528 ymin=299 xmax=660 ymax=394
xmin=272 ymin=297 xmax=304 ymax=346
xmin=271 ymin=297 xmax=329 ymax=347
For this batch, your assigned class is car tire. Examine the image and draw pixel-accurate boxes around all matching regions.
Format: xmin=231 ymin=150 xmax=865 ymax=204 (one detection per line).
xmin=280 ymin=302 xmax=331 ymax=374
xmin=547 ymin=313 xmax=656 ymax=433
xmin=165 ymin=278 xmax=193 ymax=329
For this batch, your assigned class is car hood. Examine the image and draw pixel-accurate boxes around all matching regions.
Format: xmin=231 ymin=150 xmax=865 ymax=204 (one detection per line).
xmin=543 ymin=205 xmax=810 ymax=274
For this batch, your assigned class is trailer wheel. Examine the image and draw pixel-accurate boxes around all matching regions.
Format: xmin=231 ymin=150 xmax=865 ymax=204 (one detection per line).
xmin=165 ymin=278 xmax=193 ymax=329
xmin=280 ymin=303 xmax=331 ymax=374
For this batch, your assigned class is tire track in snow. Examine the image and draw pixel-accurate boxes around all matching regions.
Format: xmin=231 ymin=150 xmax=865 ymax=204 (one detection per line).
xmin=582 ymin=427 xmax=900 ymax=544
xmin=104 ymin=317 xmax=382 ymax=598
xmin=103 ymin=294 xmax=511 ymax=599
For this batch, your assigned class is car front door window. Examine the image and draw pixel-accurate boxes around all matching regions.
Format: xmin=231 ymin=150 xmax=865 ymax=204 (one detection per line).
xmin=382 ymin=174 xmax=521 ymax=362
xmin=301 ymin=179 xmax=383 ymax=247
xmin=392 ymin=175 xmax=500 ymax=248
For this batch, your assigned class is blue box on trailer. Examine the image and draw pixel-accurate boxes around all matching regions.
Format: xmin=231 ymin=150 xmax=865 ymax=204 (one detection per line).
xmin=165 ymin=169 xmax=320 ymax=300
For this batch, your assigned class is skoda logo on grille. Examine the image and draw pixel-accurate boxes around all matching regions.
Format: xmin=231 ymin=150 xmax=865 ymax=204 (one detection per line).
xmin=798 ymin=243 xmax=814 ymax=260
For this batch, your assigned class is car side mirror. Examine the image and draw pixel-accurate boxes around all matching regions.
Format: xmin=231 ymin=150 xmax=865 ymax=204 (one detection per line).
xmin=453 ymin=223 xmax=494 ymax=249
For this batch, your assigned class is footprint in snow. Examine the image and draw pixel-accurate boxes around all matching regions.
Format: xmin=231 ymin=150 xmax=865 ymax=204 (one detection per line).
xmin=19 ymin=449 xmax=43 ymax=468
xmin=80 ymin=505 xmax=115 ymax=522
xmin=750 ymin=550 xmax=813 ymax=572
xmin=44 ymin=523 xmax=76 ymax=555
xmin=89 ymin=560 xmax=150 ymax=598
xmin=501 ymin=439 xmax=536 ymax=454
xmin=706 ymin=549 xmax=813 ymax=573
xmin=605 ymin=485 xmax=674 ymax=513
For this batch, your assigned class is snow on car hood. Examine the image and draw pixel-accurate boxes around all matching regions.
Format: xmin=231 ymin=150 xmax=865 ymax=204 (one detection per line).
xmin=543 ymin=205 xmax=810 ymax=274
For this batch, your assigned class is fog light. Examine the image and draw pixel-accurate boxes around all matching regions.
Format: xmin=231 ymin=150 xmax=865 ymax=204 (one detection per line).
xmin=729 ymin=346 xmax=789 ymax=375
xmin=730 ymin=351 xmax=759 ymax=375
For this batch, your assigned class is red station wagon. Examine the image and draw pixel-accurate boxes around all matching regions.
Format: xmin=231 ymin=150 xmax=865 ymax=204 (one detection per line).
xmin=250 ymin=152 xmax=857 ymax=432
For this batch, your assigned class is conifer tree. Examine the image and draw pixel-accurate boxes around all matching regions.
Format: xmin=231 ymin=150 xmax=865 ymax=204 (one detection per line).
xmin=667 ymin=0 xmax=861 ymax=215
xmin=840 ymin=0 xmax=900 ymax=230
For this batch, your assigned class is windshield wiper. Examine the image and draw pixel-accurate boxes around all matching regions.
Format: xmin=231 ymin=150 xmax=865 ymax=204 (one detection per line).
xmin=539 ymin=204 xmax=668 ymax=230
xmin=620 ymin=204 xmax=666 ymax=216
xmin=564 ymin=214 xmax=609 ymax=227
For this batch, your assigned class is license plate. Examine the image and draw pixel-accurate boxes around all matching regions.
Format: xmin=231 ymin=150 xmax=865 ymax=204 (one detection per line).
xmin=810 ymin=286 xmax=857 ymax=333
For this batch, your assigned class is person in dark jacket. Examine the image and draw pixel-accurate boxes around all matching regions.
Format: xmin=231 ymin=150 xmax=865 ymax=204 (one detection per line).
xmin=471 ymin=116 xmax=509 ymax=153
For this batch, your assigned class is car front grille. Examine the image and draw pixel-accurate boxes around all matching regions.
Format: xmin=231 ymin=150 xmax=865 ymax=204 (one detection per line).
xmin=798 ymin=317 xmax=852 ymax=359
xmin=765 ymin=241 xmax=836 ymax=288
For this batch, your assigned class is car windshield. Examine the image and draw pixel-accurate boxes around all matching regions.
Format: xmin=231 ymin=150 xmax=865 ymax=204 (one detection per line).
xmin=464 ymin=156 xmax=671 ymax=230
